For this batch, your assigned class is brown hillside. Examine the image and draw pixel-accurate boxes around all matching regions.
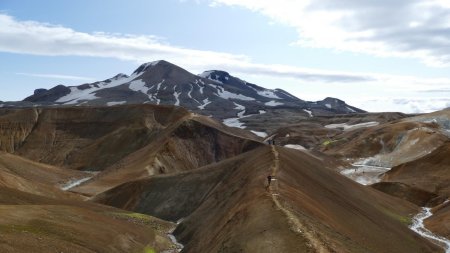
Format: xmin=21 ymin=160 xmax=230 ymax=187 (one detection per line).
xmin=383 ymin=141 xmax=450 ymax=197
xmin=323 ymin=121 xmax=447 ymax=167
xmin=0 ymin=105 xmax=189 ymax=170
xmin=70 ymin=113 xmax=261 ymax=196
xmin=95 ymin=146 xmax=440 ymax=253
xmin=0 ymin=185 xmax=180 ymax=253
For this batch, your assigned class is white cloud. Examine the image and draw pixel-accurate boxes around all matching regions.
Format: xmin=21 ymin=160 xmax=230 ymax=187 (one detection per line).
xmin=351 ymin=97 xmax=450 ymax=113
xmin=16 ymin=72 xmax=94 ymax=81
xmin=0 ymin=13 xmax=372 ymax=83
xmin=210 ymin=0 xmax=450 ymax=67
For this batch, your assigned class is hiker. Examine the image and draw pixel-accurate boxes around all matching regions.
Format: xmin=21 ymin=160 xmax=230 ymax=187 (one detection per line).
xmin=267 ymin=175 xmax=272 ymax=187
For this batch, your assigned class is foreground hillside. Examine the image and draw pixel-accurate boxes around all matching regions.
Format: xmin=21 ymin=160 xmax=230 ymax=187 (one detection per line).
xmin=95 ymin=146 xmax=440 ymax=253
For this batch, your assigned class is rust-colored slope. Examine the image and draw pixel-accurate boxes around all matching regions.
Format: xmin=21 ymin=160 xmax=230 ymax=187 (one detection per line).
xmin=426 ymin=201 xmax=450 ymax=239
xmin=323 ymin=120 xmax=447 ymax=167
xmin=0 ymin=105 xmax=189 ymax=170
xmin=71 ymin=114 xmax=261 ymax=196
xmin=384 ymin=141 xmax=450 ymax=197
xmin=95 ymin=146 xmax=440 ymax=253
xmin=0 ymin=151 xmax=86 ymax=186
xmin=0 ymin=151 xmax=88 ymax=200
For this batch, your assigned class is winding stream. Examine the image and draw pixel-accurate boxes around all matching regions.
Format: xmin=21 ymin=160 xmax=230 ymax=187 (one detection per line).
xmin=410 ymin=207 xmax=450 ymax=253
xmin=163 ymin=218 xmax=184 ymax=253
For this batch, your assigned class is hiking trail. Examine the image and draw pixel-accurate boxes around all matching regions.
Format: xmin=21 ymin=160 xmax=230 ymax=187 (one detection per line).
xmin=268 ymin=146 xmax=329 ymax=253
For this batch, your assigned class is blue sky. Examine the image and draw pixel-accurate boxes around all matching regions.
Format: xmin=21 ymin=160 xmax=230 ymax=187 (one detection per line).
xmin=1 ymin=0 xmax=450 ymax=112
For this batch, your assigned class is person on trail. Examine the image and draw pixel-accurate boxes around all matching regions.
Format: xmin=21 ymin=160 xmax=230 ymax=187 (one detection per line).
xmin=267 ymin=175 xmax=272 ymax=187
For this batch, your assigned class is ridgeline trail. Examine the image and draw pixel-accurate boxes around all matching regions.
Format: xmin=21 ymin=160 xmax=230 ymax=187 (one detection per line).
xmin=268 ymin=146 xmax=329 ymax=253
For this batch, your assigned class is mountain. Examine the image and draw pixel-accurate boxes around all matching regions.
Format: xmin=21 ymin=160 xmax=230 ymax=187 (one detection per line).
xmin=20 ymin=60 xmax=365 ymax=131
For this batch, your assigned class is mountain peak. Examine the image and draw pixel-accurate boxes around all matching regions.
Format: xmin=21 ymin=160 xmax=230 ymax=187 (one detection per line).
xmin=131 ymin=60 xmax=172 ymax=76
xmin=199 ymin=70 xmax=231 ymax=84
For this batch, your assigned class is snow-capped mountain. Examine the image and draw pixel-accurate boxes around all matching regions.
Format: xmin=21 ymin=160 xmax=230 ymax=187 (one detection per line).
xmin=22 ymin=60 xmax=364 ymax=121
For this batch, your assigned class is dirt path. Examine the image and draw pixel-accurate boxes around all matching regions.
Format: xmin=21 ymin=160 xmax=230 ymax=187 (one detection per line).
xmin=268 ymin=146 xmax=329 ymax=253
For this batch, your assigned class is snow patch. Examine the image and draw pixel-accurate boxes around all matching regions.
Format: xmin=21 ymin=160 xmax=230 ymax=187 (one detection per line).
xmin=284 ymin=144 xmax=306 ymax=150
xmin=153 ymin=79 xmax=165 ymax=105
xmin=223 ymin=118 xmax=245 ymax=129
xmin=257 ymin=90 xmax=281 ymax=99
xmin=237 ymin=110 xmax=246 ymax=118
xmin=346 ymin=106 xmax=356 ymax=113
xmin=251 ymin=130 xmax=268 ymax=138
xmin=259 ymin=110 xmax=267 ymax=114
xmin=325 ymin=103 xmax=332 ymax=109
xmin=106 ymin=101 xmax=126 ymax=106
xmin=207 ymin=83 xmax=255 ymax=101
xmin=325 ymin=121 xmax=379 ymax=131
xmin=303 ymin=109 xmax=313 ymax=117
xmin=61 ymin=176 xmax=93 ymax=191
xmin=265 ymin=100 xmax=284 ymax=106
xmin=340 ymin=165 xmax=391 ymax=185
xmin=197 ymin=98 xmax=211 ymax=110
xmin=128 ymin=79 xmax=155 ymax=100
xmin=233 ymin=102 xmax=245 ymax=111
xmin=173 ymin=86 xmax=181 ymax=106
xmin=57 ymin=70 xmax=143 ymax=105
xmin=187 ymin=83 xmax=193 ymax=99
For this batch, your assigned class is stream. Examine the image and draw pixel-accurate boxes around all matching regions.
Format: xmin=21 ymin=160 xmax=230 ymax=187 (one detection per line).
xmin=410 ymin=206 xmax=450 ymax=253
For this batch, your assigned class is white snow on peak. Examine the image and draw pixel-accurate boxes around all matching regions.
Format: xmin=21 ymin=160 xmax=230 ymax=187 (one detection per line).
xmin=56 ymin=70 xmax=146 ymax=105
xmin=303 ymin=109 xmax=313 ymax=117
xmin=197 ymin=98 xmax=211 ymax=110
xmin=154 ymin=79 xmax=165 ymax=105
xmin=346 ymin=106 xmax=356 ymax=113
xmin=56 ymin=86 xmax=99 ymax=104
xmin=187 ymin=83 xmax=193 ymax=99
xmin=139 ymin=60 xmax=161 ymax=70
xmin=265 ymin=100 xmax=284 ymax=106
xmin=207 ymin=83 xmax=255 ymax=101
xmin=257 ymin=90 xmax=281 ymax=99
xmin=325 ymin=121 xmax=379 ymax=131
xmin=199 ymin=71 xmax=224 ymax=84
xmin=129 ymin=80 xmax=154 ymax=100
xmin=251 ymin=130 xmax=268 ymax=138
xmin=237 ymin=110 xmax=246 ymax=118
xmin=173 ymin=86 xmax=181 ymax=106
xmin=194 ymin=79 xmax=205 ymax=94
xmin=198 ymin=70 xmax=215 ymax=78
xmin=233 ymin=102 xmax=245 ymax=111
xmin=325 ymin=103 xmax=332 ymax=109
xmin=106 ymin=101 xmax=126 ymax=106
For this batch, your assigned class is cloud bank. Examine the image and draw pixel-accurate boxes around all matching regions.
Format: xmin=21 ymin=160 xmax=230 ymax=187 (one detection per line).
xmin=0 ymin=13 xmax=373 ymax=83
xmin=210 ymin=0 xmax=450 ymax=67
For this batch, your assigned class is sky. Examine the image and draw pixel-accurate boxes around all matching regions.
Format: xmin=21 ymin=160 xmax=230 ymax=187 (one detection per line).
xmin=1 ymin=0 xmax=450 ymax=113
